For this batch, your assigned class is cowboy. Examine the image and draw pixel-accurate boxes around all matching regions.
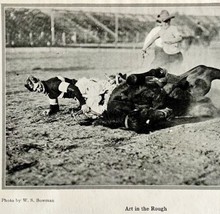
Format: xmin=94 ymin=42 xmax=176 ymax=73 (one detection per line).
xmin=142 ymin=10 xmax=183 ymax=72
xmin=24 ymin=75 xmax=88 ymax=116
xmin=25 ymin=74 xmax=124 ymax=116
xmin=142 ymin=18 xmax=167 ymax=68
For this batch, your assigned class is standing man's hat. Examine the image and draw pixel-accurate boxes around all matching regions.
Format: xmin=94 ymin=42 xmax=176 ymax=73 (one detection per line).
xmin=156 ymin=10 xmax=175 ymax=22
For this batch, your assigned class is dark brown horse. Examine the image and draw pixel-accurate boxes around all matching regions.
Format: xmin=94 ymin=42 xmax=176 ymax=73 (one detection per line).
xmin=92 ymin=65 xmax=220 ymax=133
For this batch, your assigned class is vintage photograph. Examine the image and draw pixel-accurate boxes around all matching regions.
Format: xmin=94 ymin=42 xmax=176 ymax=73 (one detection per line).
xmin=4 ymin=4 xmax=220 ymax=187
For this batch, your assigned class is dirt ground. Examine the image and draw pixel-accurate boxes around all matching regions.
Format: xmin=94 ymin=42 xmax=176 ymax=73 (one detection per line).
xmin=5 ymin=45 xmax=220 ymax=186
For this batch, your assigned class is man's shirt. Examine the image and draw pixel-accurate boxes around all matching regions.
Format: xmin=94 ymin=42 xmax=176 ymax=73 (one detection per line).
xmin=159 ymin=25 xmax=182 ymax=54
xmin=76 ymin=77 xmax=117 ymax=114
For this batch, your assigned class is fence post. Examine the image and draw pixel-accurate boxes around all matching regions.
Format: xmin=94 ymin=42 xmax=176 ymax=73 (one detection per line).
xmin=62 ymin=32 xmax=66 ymax=46
xmin=71 ymin=32 xmax=77 ymax=43
xmin=6 ymin=33 xmax=10 ymax=45
xmin=29 ymin=32 xmax=33 ymax=46
xmin=115 ymin=14 xmax=118 ymax=47
xmin=51 ymin=9 xmax=55 ymax=46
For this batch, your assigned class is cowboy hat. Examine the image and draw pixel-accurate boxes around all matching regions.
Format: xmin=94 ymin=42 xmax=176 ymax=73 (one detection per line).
xmin=156 ymin=10 xmax=175 ymax=22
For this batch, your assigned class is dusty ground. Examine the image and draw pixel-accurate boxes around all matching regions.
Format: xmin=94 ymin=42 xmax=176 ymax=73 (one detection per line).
xmin=5 ymin=45 xmax=220 ymax=186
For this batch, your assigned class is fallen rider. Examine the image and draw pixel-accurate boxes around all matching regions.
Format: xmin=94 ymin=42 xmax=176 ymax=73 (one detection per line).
xmin=24 ymin=74 xmax=125 ymax=116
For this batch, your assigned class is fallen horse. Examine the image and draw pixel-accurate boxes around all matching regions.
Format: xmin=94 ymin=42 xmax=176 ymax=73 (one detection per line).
xmin=91 ymin=65 xmax=220 ymax=133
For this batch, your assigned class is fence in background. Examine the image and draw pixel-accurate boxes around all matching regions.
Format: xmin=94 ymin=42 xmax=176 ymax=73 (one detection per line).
xmin=5 ymin=8 xmax=220 ymax=48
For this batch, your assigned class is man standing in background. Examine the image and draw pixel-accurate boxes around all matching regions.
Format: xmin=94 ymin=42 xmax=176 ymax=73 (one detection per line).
xmin=142 ymin=19 xmax=166 ymax=68
xmin=142 ymin=10 xmax=183 ymax=73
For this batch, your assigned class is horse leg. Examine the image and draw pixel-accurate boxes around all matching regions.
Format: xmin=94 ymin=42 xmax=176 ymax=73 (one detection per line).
xmin=126 ymin=68 xmax=166 ymax=86
xmin=181 ymin=65 xmax=220 ymax=98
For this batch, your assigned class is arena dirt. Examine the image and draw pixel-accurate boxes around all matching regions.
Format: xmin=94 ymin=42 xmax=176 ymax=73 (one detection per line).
xmin=5 ymin=45 xmax=220 ymax=186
